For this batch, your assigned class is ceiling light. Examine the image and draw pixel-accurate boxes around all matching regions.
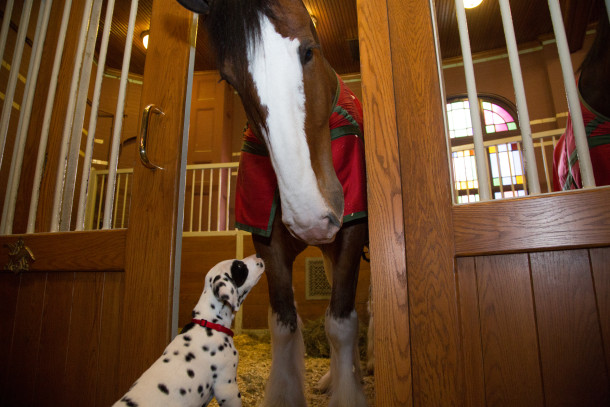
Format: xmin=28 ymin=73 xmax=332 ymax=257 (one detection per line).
xmin=464 ymin=0 xmax=484 ymax=9
xmin=141 ymin=30 xmax=149 ymax=49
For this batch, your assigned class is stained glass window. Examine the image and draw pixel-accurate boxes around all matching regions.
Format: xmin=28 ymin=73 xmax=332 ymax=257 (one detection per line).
xmin=446 ymin=98 xmax=518 ymax=139
xmin=447 ymin=96 xmax=524 ymax=202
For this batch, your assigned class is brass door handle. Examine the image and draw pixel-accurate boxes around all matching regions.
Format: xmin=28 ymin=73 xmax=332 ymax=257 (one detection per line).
xmin=139 ymin=104 xmax=165 ymax=170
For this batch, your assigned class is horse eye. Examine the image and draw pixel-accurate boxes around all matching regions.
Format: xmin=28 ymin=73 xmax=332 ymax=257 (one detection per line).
xmin=302 ymin=47 xmax=314 ymax=65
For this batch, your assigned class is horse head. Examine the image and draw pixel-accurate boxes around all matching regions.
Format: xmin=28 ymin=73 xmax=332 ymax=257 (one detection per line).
xmin=177 ymin=0 xmax=344 ymax=244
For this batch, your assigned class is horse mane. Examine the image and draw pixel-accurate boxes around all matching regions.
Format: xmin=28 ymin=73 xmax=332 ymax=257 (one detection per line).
xmin=578 ymin=14 xmax=609 ymax=73
xmin=204 ymin=0 xmax=275 ymax=76
xmin=203 ymin=0 xmax=276 ymax=132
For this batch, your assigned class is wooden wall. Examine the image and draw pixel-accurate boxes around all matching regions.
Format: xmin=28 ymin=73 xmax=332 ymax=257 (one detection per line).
xmin=457 ymin=248 xmax=610 ymax=406
xmin=0 ymin=270 xmax=124 ymax=407
xmin=178 ymin=234 xmax=371 ymax=330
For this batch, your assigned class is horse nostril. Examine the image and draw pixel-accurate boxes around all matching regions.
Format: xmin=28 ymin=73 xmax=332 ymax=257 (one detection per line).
xmin=327 ymin=213 xmax=341 ymax=228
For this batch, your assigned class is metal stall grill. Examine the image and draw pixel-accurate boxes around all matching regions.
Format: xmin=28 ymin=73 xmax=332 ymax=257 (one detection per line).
xmin=446 ymin=0 xmax=607 ymax=203
xmin=0 ymin=1 xmax=239 ymax=237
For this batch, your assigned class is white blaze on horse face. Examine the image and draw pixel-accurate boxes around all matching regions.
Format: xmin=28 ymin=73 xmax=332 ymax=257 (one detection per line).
xmin=248 ymin=15 xmax=339 ymax=244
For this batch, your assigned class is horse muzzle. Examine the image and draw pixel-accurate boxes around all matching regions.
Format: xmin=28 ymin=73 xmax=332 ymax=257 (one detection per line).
xmin=284 ymin=211 xmax=342 ymax=245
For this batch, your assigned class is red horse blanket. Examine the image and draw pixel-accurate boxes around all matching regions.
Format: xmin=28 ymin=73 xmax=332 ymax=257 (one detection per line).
xmin=553 ymin=82 xmax=610 ymax=191
xmin=235 ymin=75 xmax=367 ymax=237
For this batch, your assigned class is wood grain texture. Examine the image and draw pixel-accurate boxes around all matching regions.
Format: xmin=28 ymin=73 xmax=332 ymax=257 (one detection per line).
xmin=0 ymin=273 xmax=20 ymax=397
xmin=0 ymin=230 xmax=126 ymax=272
xmin=357 ymin=0 xmax=412 ymax=405
xmin=386 ymin=0 xmax=463 ymax=404
xmin=454 ymin=188 xmax=610 ymax=256
xmin=2 ymin=273 xmax=46 ymax=406
xmin=32 ymin=272 xmax=75 ymax=406
xmin=530 ymin=250 xmax=610 ymax=406
xmin=95 ymin=272 xmax=125 ymax=407
xmin=590 ymin=247 xmax=610 ymax=377
xmin=118 ymin=0 xmax=193 ymax=390
xmin=456 ymin=257 xmax=486 ymax=407
xmin=476 ymin=254 xmax=544 ymax=407
xmin=61 ymin=272 xmax=104 ymax=405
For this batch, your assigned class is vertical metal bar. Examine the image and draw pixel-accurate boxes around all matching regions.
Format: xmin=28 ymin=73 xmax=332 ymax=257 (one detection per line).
xmin=60 ymin=0 xmax=104 ymax=231
xmin=85 ymin=168 xmax=98 ymax=229
xmin=1 ymin=0 xmax=52 ymax=235
xmin=0 ymin=0 xmax=15 ymax=70
xmin=207 ymin=168 xmax=213 ymax=231
xmin=548 ymin=0 xmax=595 ymax=188
xmin=102 ymin=0 xmax=139 ymax=229
xmin=539 ymin=137 xmax=552 ymax=192
xmin=50 ymin=0 xmax=95 ymax=232
xmin=171 ymin=12 xmax=197 ymax=338
xmin=454 ymin=0 xmax=490 ymax=200
xmin=189 ymin=170 xmax=195 ymax=232
xmin=76 ymin=0 xmax=117 ymax=230
xmin=27 ymin=0 xmax=73 ymax=233
xmin=198 ymin=169 xmax=204 ymax=232
xmin=112 ymin=174 xmax=123 ymax=229
xmin=121 ymin=173 xmax=129 ymax=228
xmin=96 ymin=174 xmax=106 ymax=230
xmin=606 ymin=0 xmax=610 ymax=25
xmin=216 ymin=168 xmax=222 ymax=231
xmin=0 ymin=0 xmax=33 ymax=170
xmin=225 ymin=168 xmax=232 ymax=231
xmin=498 ymin=0 xmax=540 ymax=195
xmin=112 ymin=173 xmax=121 ymax=228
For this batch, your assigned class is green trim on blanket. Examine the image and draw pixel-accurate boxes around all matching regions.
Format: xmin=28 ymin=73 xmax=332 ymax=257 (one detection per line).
xmin=343 ymin=211 xmax=368 ymax=223
xmin=235 ymin=191 xmax=279 ymax=237
xmin=242 ymin=139 xmax=268 ymax=156
xmin=331 ymin=125 xmax=363 ymax=140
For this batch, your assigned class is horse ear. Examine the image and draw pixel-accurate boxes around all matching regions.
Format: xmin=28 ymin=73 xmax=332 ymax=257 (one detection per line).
xmin=176 ymin=0 xmax=210 ymax=15
xmin=212 ymin=275 xmax=240 ymax=311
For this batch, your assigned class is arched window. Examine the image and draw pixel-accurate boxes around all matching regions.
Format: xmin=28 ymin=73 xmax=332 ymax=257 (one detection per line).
xmin=447 ymin=95 xmax=526 ymax=203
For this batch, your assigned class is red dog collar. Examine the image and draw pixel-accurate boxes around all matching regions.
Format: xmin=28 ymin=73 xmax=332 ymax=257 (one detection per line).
xmin=192 ymin=318 xmax=234 ymax=337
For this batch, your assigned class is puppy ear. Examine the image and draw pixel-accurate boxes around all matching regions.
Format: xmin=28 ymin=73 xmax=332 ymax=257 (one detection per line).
xmin=176 ymin=0 xmax=210 ymax=14
xmin=212 ymin=275 xmax=239 ymax=311
xmin=231 ymin=260 xmax=249 ymax=287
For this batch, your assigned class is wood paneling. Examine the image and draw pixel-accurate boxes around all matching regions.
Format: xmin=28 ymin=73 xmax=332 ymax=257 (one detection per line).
xmin=32 ymin=272 xmax=76 ymax=406
xmin=453 ymin=188 xmax=610 ymax=256
xmin=456 ymin=257 xmax=486 ymax=407
xmin=357 ymin=0 xmax=412 ymax=404
xmin=530 ymin=250 xmax=610 ymax=406
xmin=386 ymin=0 xmax=463 ymax=405
xmin=476 ymin=254 xmax=544 ymax=406
xmin=0 ymin=271 xmax=126 ymax=406
xmin=591 ymin=248 xmax=610 ymax=375
xmin=0 ymin=230 xmax=126 ymax=272
xmin=456 ymin=248 xmax=610 ymax=406
xmin=2 ymin=273 xmax=46 ymax=406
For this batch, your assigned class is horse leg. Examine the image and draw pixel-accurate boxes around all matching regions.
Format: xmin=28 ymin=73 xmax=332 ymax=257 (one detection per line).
xmin=254 ymin=214 xmax=308 ymax=407
xmin=320 ymin=220 xmax=368 ymax=407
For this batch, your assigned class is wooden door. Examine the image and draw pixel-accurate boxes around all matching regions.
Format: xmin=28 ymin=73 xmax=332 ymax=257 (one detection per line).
xmin=188 ymin=71 xmax=233 ymax=164
xmin=0 ymin=1 xmax=195 ymax=405
xmin=359 ymin=0 xmax=610 ymax=406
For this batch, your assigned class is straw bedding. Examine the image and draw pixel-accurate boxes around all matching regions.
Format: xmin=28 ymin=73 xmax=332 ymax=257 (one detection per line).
xmin=208 ymin=318 xmax=375 ymax=406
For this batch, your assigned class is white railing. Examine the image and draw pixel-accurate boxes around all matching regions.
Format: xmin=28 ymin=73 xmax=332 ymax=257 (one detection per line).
xmin=451 ymin=128 xmax=564 ymax=203
xmin=86 ymin=163 xmax=239 ymax=234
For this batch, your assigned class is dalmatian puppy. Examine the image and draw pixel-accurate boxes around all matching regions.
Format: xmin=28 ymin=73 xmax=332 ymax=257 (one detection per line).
xmin=114 ymin=254 xmax=265 ymax=407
